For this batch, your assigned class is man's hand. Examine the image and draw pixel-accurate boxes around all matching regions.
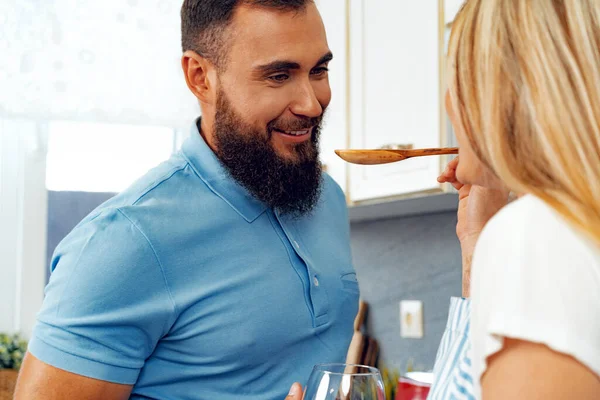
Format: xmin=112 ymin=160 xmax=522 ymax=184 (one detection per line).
xmin=285 ymin=383 xmax=303 ymax=400
xmin=438 ymin=157 xmax=509 ymax=296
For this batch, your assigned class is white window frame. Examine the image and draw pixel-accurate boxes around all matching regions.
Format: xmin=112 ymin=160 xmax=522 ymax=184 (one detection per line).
xmin=0 ymin=119 xmax=48 ymax=338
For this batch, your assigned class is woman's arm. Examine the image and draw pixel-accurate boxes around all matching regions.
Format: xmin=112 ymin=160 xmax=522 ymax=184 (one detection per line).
xmin=482 ymin=338 xmax=600 ymax=399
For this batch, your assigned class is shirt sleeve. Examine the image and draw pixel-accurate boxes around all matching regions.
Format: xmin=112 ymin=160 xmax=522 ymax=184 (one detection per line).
xmin=28 ymin=208 xmax=177 ymax=384
xmin=428 ymin=297 xmax=475 ymax=400
xmin=470 ymin=201 xmax=600 ymax=388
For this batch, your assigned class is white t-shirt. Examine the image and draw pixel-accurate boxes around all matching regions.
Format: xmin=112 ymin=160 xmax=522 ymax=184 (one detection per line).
xmin=470 ymin=195 xmax=600 ymax=397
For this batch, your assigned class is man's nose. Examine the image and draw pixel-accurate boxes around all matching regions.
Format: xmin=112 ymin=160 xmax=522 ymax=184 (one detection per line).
xmin=289 ymin=80 xmax=323 ymax=118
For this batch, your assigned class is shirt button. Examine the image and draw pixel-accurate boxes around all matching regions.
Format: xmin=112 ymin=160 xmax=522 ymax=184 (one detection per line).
xmin=293 ymin=240 xmax=300 ymax=249
xmin=313 ymin=276 xmax=320 ymax=286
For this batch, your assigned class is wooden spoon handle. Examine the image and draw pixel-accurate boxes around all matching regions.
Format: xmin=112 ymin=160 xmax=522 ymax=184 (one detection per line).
xmin=399 ymin=147 xmax=458 ymax=158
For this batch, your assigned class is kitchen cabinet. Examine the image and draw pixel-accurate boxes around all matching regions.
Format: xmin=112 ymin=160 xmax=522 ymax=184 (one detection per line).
xmin=347 ymin=0 xmax=447 ymax=202
xmin=317 ymin=0 xmax=458 ymax=216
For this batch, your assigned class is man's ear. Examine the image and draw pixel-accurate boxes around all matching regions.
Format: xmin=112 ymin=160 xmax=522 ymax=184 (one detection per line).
xmin=182 ymin=51 xmax=217 ymax=105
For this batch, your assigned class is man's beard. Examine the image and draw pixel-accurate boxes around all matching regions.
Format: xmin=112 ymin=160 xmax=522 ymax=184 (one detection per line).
xmin=212 ymin=89 xmax=324 ymax=216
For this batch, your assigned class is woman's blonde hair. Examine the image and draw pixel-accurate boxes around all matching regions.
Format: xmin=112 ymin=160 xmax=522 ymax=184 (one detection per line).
xmin=447 ymin=0 xmax=600 ymax=246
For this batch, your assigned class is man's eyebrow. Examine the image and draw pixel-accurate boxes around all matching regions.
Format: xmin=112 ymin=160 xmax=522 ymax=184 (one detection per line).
xmin=254 ymin=51 xmax=334 ymax=74
xmin=314 ymin=51 xmax=333 ymax=68
xmin=255 ymin=61 xmax=301 ymax=74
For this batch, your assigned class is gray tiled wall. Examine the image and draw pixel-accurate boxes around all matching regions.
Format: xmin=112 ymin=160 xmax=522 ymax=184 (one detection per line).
xmin=350 ymin=211 xmax=462 ymax=372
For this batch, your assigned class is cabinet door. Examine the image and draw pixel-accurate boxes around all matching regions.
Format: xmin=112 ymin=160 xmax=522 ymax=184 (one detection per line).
xmin=348 ymin=0 xmax=444 ymax=202
xmin=316 ymin=0 xmax=348 ymax=193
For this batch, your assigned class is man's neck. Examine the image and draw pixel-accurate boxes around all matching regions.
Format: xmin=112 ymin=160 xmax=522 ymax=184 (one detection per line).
xmin=198 ymin=117 xmax=218 ymax=154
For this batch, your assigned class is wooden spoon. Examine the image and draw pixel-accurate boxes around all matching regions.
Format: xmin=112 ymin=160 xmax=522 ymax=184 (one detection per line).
xmin=334 ymin=147 xmax=459 ymax=165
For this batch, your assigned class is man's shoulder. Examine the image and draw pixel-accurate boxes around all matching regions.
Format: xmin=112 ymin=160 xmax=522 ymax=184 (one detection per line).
xmin=321 ymin=172 xmax=346 ymax=205
xmin=90 ymin=152 xmax=220 ymax=222
xmin=58 ymin=153 xmax=220 ymax=254
xmin=112 ymin=153 xmax=201 ymax=208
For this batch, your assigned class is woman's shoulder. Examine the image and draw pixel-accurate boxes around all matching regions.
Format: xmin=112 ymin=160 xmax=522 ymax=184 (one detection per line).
xmin=476 ymin=194 xmax=600 ymax=264
xmin=471 ymin=195 xmax=600 ymax=383
xmin=472 ymin=194 xmax=600 ymax=299
xmin=482 ymin=194 xmax=570 ymax=235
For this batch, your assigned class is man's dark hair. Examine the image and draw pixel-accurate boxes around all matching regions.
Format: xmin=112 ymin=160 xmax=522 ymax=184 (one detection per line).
xmin=181 ymin=0 xmax=311 ymax=68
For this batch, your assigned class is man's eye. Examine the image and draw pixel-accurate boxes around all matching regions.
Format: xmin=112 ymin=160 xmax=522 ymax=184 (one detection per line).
xmin=268 ymin=73 xmax=289 ymax=83
xmin=311 ymin=67 xmax=329 ymax=76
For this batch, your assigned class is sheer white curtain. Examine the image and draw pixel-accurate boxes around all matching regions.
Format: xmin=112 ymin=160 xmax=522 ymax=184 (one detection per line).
xmin=0 ymin=0 xmax=198 ymax=336
xmin=1 ymin=0 xmax=199 ymax=127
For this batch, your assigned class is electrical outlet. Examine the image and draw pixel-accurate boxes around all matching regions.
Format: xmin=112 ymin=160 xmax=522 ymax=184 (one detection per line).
xmin=400 ymin=300 xmax=424 ymax=339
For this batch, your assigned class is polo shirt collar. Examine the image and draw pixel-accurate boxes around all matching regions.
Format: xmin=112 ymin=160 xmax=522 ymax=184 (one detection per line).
xmin=181 ymin=119 xmax=268 ymax=223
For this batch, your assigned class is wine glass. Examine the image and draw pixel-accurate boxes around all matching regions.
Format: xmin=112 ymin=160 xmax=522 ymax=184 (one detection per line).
xmin=304 ymin=363 xmax=386 ymax=400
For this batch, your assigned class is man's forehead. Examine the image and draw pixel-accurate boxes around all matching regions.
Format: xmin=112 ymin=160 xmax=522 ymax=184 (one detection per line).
xmin=228 ymin=3 xmax=329 ymax=67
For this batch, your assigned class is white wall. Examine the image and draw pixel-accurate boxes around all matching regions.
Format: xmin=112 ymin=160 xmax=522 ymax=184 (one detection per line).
xmin=0 ymin=119 xmax=48 ymax=338
xmin=445 ymin=0 xmax=464 ymax=24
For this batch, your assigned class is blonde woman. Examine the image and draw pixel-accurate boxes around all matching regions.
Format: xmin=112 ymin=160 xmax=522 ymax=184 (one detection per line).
xmin=430 ymin=0 xmax=600 ymax=399
xmin=288 ymin=1 xmax=600 ymax=399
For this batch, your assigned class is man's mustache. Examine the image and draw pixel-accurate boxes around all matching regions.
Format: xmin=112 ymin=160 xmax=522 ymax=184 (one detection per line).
xmin=269 ymin=115 xmax=323 ymax=132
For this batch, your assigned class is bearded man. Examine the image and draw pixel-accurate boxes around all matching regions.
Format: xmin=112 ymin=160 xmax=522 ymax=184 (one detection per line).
xmin=16 ymin=1 xmax=359 ymax=399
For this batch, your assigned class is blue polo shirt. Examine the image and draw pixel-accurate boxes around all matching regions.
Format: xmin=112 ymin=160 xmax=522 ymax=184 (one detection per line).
xmin=30 ymin=121 xmax=359 ymax=400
